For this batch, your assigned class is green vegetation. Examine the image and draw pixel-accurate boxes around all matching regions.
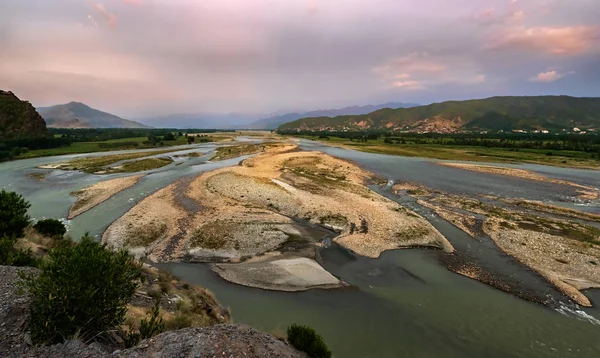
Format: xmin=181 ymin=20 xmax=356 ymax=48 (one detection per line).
xmin=126 ymin=299 xmax=165 ymax=347
xmin=33 ymin=219 xmax=66 ymax=238
xmin=106 ymin=157 xmax=173 ymax=173
xmin=212 ymin=143 xmax=274 ymax=161
xmin=278 ymin=96 xmax=600 ymax=132
xmin=191 ymin=224 xmax=228 ymax=250
xmin=0 ymin=90 xmax=48 ymax=140
xmin=395 ymin=226 xmax=431 ymax=241
xmin=125 ymin=222 xmax=167 ymax=247
xmin=287 ymin=324 xmax=332 ymax=358
xmin=0 ymin=236 xmax=39 ymax=267
xmin=0 ymin=189 xmax=31 ymax=238
xmin=52 ymin=149 xmax=177 ymax=173
xmin=0 ymin=190 xmax=39 ymax=267
xmin=21 ymin=234 xmax=144 ymax=344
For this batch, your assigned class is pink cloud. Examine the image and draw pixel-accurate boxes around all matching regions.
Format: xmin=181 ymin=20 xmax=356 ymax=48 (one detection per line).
xmin=91 ymin=2 xmax=117 ymax=28
xmin=123 ymin=0 xmax=143 ymax=5
xmin=392 ymin=80 xmax=422 ymax=89
xmin=491 ymin=26 xmax=600 ymax=55
xmin=529 ymin=70 xmax=574 ymax=82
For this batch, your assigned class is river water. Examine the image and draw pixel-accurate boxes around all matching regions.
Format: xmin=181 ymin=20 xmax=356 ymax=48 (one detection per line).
xmin=1 ymin=138 xmax=599 ymax=357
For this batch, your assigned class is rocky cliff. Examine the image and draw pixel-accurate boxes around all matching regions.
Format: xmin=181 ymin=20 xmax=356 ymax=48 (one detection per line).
xmin=0 ymin=91 xmax=48 ymax=140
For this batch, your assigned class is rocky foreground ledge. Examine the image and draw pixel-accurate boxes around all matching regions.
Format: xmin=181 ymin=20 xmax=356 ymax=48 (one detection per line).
xmin=0 ymin=266 xmax=304 ymax=358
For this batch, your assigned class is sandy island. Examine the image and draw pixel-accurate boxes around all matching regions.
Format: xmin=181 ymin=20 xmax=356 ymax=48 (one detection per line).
xmin=403 ymin=187 xmax=600 ymax=307
xmin=69 ymin=175 xmax=144 ymax=219
xmin=437 ymin=162 xmax=599 ymax=201
xmin=103 ymin=144 xmax=452 ymax=291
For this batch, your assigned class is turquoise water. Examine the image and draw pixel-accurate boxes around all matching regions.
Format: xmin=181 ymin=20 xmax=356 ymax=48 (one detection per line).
xmin=1 ymin=138 xmax=599 ymax=357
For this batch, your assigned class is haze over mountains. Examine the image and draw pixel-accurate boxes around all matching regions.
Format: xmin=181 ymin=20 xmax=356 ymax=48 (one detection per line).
xmin=279 ymin=96 xmax=600 ymax=133
xmin=246 ymin=102 xmax=419 ymax=130
xmin=37 ymin=102 xmax=147 ymax=129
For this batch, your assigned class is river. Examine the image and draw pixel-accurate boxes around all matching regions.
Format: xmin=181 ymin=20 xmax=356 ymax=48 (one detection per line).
xmin=1 ymin=138 xmax=599 ymax=357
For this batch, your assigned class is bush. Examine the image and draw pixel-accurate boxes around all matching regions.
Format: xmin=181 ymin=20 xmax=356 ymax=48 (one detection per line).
xmin=22 ymin=234 xmax=143 ymax=344
xmin=126 ymin=298 xmax=165 ymax=347
xmin=0 ymin=235 xmax=39 ymax=267
xmin=33 ymin=219 xmax=66 ymax=238
xmin=0 ymin=189 xmax=31 ymax=238
xmin=287 ymin=324 xmax=332 ymax=358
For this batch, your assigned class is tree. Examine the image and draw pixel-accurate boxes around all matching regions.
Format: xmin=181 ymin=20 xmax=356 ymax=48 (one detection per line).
xmin=0 ymin=189 xmax=31 ymax=238
xmin=33 ymin=219 xmax=66 ymax=238
xmin=287 ymin=324 xmax=331 ymax=358
xmin=22 ymin=234 xmax=143 ymax=344
xmin=163 ymin=133 xmax=176 ymax=141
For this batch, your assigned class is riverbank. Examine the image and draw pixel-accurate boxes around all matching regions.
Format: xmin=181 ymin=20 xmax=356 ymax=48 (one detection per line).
xmin=39 ymin=149 xmax=178 ymax=173
xmin=289 ymin=136 xmax=600 ymax=170
xmin=437 ymin=162 xmax=599 ymax=200
xmin=400 ymin=185 xmax=600 ymax=307
xmin=69 ymin=175 xmax=144 ymax=219
xmin=103 ymin=144 xmax=452 ymax=291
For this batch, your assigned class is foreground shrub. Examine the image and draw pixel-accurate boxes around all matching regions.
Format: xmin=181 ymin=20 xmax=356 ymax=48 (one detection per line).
xmin=0 ymin=189 xmax=30 ymax=238
xmin=126 ymin=298 xmax=165 ymax=347
xmin=22 ymin=234 xmax=143 ymax=344
xmin=33 ymin=218 xmax=66 ymax=238
xmin=287 ymin=324 xmax=332 ymax=358
xmin=0 ymin=235 xmax=39 ymax=267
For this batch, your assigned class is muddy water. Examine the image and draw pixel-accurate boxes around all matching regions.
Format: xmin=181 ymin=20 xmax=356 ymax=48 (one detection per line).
xmin=1 ymin=138 xmax=600 ymax=357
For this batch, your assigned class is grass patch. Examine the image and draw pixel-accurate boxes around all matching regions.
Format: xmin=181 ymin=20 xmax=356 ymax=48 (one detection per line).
xmin=190 ymin=221 xmax=233 ymax=250
xmin=126 ymin=222 xmax=167 ymax=247
xmin=212 ymin=143 xmax=282 ymax=161
xmin=18 ymin=136 xmax=191 ymax=159
xmin=296 ymin=136 xmax=600 ymax=169
xmin=28 ymin=172 xmax=47 ymax=180
xmin=51 ymin=149 xmax=176 ymax=173
xmin=395 ymin=226 xmax=431 ymax=241
xmin=106 ymin=157 xmax=173 ymax=173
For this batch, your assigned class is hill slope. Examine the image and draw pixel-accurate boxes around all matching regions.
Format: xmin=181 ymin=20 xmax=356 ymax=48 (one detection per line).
xmin=0 ymin=90 xmax=48 ymax=140
xmin=278 ymin=96 xmax=600 ymax=132
xmin=38 ymin=102 xmax=148 ymax=128
xmin=249 ymin=102 xmax=418 ymax=129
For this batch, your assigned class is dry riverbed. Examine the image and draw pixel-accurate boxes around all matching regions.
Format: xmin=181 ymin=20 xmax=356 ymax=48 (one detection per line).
xmin=400 ymin=184 xmax=600 ymax=307
xmin=69 ymin=175 xmax=144 ymax=219
xmin=103 ymin=144 xmax=452 ymax=291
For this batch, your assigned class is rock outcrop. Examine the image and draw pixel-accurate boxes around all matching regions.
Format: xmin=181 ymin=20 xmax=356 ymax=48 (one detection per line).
xmin=0 ymin=265 xmax=304 ymax=358
xmin=0 ymin=91 xmax=48 ymax=140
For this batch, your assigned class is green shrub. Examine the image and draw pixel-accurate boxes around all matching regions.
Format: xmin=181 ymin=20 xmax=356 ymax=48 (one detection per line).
xmin=0 ymin=235 xmax=39 ymax=267
xmin=287 ymin=324 xmax=332 ymax=358
xmin=33 ymin=219 xmax=66 ymax=238
xmin=21 ymin=234 xmax=143 ymax=344
xmin=126 ymin=298 xmax=165 ymax=347
xmin=0 ymin=189 xmax=30 ymax=238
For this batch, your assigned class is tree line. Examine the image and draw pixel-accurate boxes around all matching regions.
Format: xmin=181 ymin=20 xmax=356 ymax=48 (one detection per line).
xmin=280 ymin=130 xmax=600 ymax=156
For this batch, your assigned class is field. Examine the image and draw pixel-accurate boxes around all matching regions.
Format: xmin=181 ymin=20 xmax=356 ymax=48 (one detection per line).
xmin=17 ymin=136 xmax=189 ymax=158
xmin=295 ymin=136 xmax=600 ymax=169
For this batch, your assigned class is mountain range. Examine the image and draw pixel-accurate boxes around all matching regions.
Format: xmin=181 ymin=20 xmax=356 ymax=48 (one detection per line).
xmin=37 ymin=102 xmax=147 ymax=129
xmin=136 ymin=112 xmax=261 ymax=129
xmin=246 ymin=102 xmax=419 ymax=130
xmin=278 ymin=96 xmax=600 ymax=133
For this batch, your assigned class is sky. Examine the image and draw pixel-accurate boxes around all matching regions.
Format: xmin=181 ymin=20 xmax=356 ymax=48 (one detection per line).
xmin=1 ymin=0 xmax=599 ymax=117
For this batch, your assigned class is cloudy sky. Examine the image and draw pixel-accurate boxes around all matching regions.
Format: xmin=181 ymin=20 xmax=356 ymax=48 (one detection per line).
xmin=1 ymin=0 xmax=599 ymax=117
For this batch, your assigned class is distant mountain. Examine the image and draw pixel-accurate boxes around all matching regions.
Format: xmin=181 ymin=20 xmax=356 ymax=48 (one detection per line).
xmin=248 ymin=102 xmax=419 ymax=130
xmin=0 ymin=90 xmax=48 ymax=140
xmin=37 ymin=102 xmax=148 ymax=128
xmin=278 ymin=96 xmax=600 ymax=133
xmin=137 ymin=113 xmax=260 ymax=129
